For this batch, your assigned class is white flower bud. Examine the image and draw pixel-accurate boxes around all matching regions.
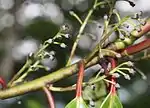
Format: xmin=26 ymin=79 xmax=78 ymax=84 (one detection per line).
xmin=127 ymin=61 xmax=134 ymax=67
xmin=69 ymin=11 xmax=74 ymax=16
xmin=129 ymin=68 xmax=136 ymax=74
xmin=47 ymin=39 xmax=53 ymax=44
xmin=60 ymin=43 xmax=67 ymax=48
xmin=104 ymin=14 xmax=108 ymax=20
xmin=112 ymin=73 xmax=120 ymax=78
xmin=115 ymin=83 xmax=120 ymax=88
xmin=142 ymin=75 xmax=147 ymax=80
xmin=49 ymin=51 xmax=55 ymax=56
xmin=62 ymin=24 xmax=69 ymax=31
xmin=17 ymin=101 xmax=22 ymax=105
xmin=116 ymin=53 xmax=121 ymax=58
xmin=124 ymin=74 xmax=130 ymax=80
xmin=64 ymin=34 xmax=69 ymax=38
xmin=89 ymin=99 xmax=95 ymax=108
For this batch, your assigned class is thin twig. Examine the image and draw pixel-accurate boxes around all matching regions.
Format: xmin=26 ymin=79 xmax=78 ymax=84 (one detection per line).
xmin=43 ymin=86 xmax=55 ymax=108
xmin=7 ymin=60 xmax=32 ymax=87
xmin=66 ymin=0 xmax=106 ymax=66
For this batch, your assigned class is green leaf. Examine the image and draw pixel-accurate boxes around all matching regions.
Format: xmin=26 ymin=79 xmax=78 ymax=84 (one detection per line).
xmin=65 ymin=97 xmax=88 ymax=108
xmin=100 ymin=93 xmax=123 ymax=108
xmin=26 ymin=99 xmax=43 ymax=108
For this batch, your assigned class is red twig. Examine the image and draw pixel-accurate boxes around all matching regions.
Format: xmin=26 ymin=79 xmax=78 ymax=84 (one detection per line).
xmin=121 ymin=38 xmax=150 ymax=56
xmin=43 ymin=86 xmax=55 ymax=108
xmin=76 ymin=61 xmax=84 ymax=98
xmin=0 ymin=77 xmax=6 ymax=89
xmin=108 ymin=58 xmax=117 ymax=94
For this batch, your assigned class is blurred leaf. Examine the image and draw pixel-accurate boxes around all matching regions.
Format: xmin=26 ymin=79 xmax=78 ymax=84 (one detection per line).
xmin=100 ymin=93 xmax=123 ymax=108
xmin=26 ymin=99 xmax=42 ymax=108
xmin=65 ymin=97 xmax=88 ymax=108
xmin=25 ymin=18 xmax=59 ymax=41
xmin=82 ymin=78 xmax=107 ymax=107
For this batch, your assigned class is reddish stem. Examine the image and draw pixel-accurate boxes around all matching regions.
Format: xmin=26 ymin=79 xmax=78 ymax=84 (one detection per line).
xmin=121 ymin=38 xmax=150 ymax=56
xmin=0 ymin=77 xmax=6 ymax=89
xmin=76 ymin=61 xmax=84 ymax=98
xmin=108 ymin=58 xmax=117 ymax=94
xmin=43 ymin=86 xmax=55 ymax=108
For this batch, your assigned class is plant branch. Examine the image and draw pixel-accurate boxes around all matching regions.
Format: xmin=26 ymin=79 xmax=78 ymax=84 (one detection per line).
xmin=120 ymin=38 xmax=150 ymax=56
xmin=0 ymin=56 xmax=98 ymax=99
xmin=7 ymin=59 xmax=32 ymax=87
xmin=49 ymin=85 xmax=76 ymax=92
xmin=66 ymin=0 xmax=106 ymax=66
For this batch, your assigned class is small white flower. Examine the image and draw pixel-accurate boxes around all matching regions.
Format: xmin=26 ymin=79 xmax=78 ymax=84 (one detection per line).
xmin=28 ymin=52 xmax=34 ymax=58
xmin=142 ymin=75 xmax=147 ymax=80
xmin=47 ymin=39 xmax=53 ymax=44
xmin=115 ymin=83 xmax=120 ymax=88
xmin=62 ymin=24 xmax=69 ymax=31
xmin=124 ymin=74 xmax=130 ymax=80
xmin=60 ymin=43 xmax=67 ymax=48
xmin=129 ymin=68 xmax=136 ymax=74
xmin=64 ymin=34 xmax=69 ymax=38
xmin=89 ymin=99 xmax=95 ymax=108
xmin=127 ymin=61 xmax=134 ymax=67
xmin=69 ymin=11 xmax=74 ymax=15
xmin=116 ymin=53 xmax=121 ymax=58
xmin=103 ymin=14 xmax=108 ymax=20
xmin=17 ymin=101 xmax=22 ymax=105
xmin=112 ymin=73 xmax=120 ymax=78
xmin=49 ymin=51 xmax=55 ymax=56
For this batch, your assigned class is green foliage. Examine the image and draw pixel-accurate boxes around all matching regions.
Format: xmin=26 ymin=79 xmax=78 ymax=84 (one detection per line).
xmin=65 ymin=97 xmax=88 ymax=108
xmin=25 ymin=18 xmax=59 ymax=41
xmin=82 ymin=80 xmax=107 ymax=108
xmin=100 ymin=93 xmax=123 ymax=108
xmin=26 ymin=99 xmax=43 ymax=108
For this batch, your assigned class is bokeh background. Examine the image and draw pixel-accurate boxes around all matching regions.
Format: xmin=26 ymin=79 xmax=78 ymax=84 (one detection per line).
xmin=0 ymin=0 xmax=150 ymax=108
